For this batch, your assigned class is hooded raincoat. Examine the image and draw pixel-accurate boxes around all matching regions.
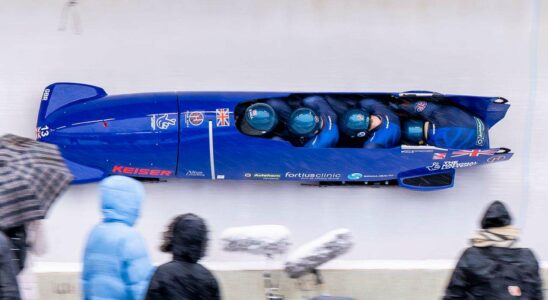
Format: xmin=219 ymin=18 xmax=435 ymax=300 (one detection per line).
xmin=82 ymin=176 xmax=153 ymax=300
xmin=444 ymin=201 xmax=543 ymax=299
xmin=145 ymin=214 xmax=220 ymax=300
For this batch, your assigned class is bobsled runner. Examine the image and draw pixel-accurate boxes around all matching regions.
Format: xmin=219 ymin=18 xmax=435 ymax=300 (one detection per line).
xmin=35 ymin=82 xmax=512 ymax=190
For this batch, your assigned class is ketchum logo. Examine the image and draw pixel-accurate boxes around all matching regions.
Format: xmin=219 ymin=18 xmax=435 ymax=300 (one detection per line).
xmin=347 ymin=173 xmax=363 ymax=180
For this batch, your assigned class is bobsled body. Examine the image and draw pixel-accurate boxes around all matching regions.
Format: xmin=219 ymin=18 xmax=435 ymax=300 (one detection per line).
xmin=36 ymin=83 xmax=512 ymax=190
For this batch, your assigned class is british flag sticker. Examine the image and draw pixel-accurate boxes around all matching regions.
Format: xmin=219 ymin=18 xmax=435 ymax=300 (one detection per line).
xmin=216 ymin=108 xmax=230 ymax=127
xmin=433 ymin=152 xmax=446 ymax=160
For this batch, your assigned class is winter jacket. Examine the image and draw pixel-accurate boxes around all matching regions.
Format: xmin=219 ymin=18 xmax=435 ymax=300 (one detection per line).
xmin=444 ymin=202 xmax=543 ymax=299
xmin=82 ymin=176 xmax=153 ymax=300
xmin=3 ymin=225 xmax=26 ymax=273
xmin=0 ymin=231 xmax=21 ymax=299
xmin=145 ymin=214 xmax=220 ymax=300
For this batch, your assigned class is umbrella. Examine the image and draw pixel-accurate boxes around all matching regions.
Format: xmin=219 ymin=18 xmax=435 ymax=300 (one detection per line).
xmin=0 ymin=134 xmax=73 ymax=229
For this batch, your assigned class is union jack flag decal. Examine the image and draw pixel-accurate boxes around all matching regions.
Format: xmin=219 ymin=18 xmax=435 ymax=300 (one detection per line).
xmin=433 ymin=152 xmax=446 ymax=160
xmin=216 ymin=108 xmax=230 ymax=127
xmin=451 ymin=149 xmax=496 ymax=157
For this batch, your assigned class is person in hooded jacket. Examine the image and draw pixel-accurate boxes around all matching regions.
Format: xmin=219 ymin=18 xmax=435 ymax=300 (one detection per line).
xmin=145 ymin=213 xmax=220 ymax=300
xmin=444 ymin=201 xmax=543 ymax=299
xmin=82 ymin=175 xmax=153 ymax=300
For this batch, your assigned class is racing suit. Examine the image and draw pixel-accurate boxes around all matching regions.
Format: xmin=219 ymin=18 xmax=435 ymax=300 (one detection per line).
xmin=398 ymin=100 xmax=489 ymax=149
xmin=358 ymin=99 xmax=401 ymax=148
xmin=299 ymin=96 xmax=339 ymax=148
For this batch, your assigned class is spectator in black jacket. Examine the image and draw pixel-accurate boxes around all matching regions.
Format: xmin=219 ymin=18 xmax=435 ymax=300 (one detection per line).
xmin=444 ymin=201 xmax=544 ymax=299
xmin=145 ymin=213 xmax=221 ymax=300
xmin=0 ymin=231 xmax=21 ymax=299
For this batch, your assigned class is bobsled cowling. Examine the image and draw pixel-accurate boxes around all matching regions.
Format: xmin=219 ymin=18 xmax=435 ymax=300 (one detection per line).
xmin=36 ymin=83 xmax=512 ymax=190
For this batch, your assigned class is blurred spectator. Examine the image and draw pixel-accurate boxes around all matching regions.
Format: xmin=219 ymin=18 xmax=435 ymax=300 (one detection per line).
xmin=18 ymin=220 xmax=47 ymax=300
xmin=0 ymin=231 xmax=21 ymax=299
xmin=444 ymin=201 xmax=543 ymax=299
xmin=82 ymin=176 xmax=153 ymax=300
xmin=145 ymin=213 xmax=220 ymax=300
xmin=3 ymin=225 xmax=26 ymax=273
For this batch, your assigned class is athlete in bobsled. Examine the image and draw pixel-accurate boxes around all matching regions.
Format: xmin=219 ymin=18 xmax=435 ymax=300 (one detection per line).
xmin=327 ymin=97 xmax=401 ymax=148
xmin=239 ymin=96 xmax=339 ymax=148
xmin=396 ymin=100 xmax=489 ymax=149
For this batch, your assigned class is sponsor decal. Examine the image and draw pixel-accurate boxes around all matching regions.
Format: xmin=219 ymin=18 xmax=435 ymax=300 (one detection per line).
xmin=186 ymin=170 xmax=205 ymax=177
xmin=487 ymin=155 xmax=507 ymax=163
xmin=474 ymin=117 xmax=486 ymax=146
xmin=216 ymin=175 xmax=225 ymax=180
xmin=150 ymin=113 xmax=176 ymax=130
xmin=451 ymin=149 xmax=496 ymax=158
xmin=426 ymin=161 xmax=478 ymax=171
xmin=244 ymin=173 xmax=252 ymax=178
xmin=216 ymin=108 xmax=230 ymax=127
xmin=112 ymin=165 xmax=172 ymax=176
xmin=42 ymin=88 xmax=50 ymax=101
xmin=356 ymin=131 xmax=366 ymax=138
xmin=187 ymin=111 xmax=204 ymax=126
xmin=426 ymin=162 xmax=441 ymax=171
xmin=347 ymin=173 xmax=363 ymax=180
xmin=285 ymin=172 xmax=341 ymax=180
xmin=362 ymin=174 xmax=394 ymax=178
xmin=35 ymin=126 xmax=50 ymax=139
xmin=415 ymin=101 xmax=428 ymax=112
xmin=253 ymin=173 xmax=281 ymax=180
xmin=433 ymin=152 xmax=447 ymax=160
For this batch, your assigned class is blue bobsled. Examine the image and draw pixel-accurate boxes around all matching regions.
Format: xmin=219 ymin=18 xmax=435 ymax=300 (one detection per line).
xmin=35 ymin=83 xmax=512 ymax=191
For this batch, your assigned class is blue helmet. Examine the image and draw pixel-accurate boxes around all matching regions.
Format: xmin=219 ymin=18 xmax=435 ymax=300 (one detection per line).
xmin=340 ymin=109 xmax=370 ymax=138
xmin=402 ymin=119 xmax=426 ymax=145
xmin=243 ymin=103 xmax=278 ymax=133
xmin=288 ymin=108 xmax=322 ymax=138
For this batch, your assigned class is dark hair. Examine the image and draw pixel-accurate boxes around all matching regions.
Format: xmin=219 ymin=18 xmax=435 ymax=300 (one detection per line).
xmin=160 ymin=213 xmax=208 ymax=262
xmin=160 ymin=214 xmax=187 ymax=252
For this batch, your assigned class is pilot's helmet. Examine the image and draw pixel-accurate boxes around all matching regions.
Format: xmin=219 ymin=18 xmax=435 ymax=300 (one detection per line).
xmin=340 ymin=109 xmax=370 ymax=138
xmin=241 ymin=103 xmax=278 ymax=135
xmin=288 ymin=108 xmax=322 ymax=138
xmin=402 ymin=119 xmax=426 ymax=145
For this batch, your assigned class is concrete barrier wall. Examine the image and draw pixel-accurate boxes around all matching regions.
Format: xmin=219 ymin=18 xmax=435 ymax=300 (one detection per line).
xmin=34 ymin=262 xmax=548 ymax=300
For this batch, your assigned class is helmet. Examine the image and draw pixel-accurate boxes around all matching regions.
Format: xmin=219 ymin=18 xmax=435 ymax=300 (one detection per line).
xmin=402 ymin=119 xmax=426 ymax=145
xmin=288 ymin=108 xmax=322 ymax=138
xmin=340 ymin=109 xmax=370 ymax=138
xmin=242 ymin=103 xmax=278 ymax=134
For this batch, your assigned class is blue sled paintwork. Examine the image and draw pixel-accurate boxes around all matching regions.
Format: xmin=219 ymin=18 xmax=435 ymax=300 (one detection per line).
xmin=35 ymin=83 xmax=512 ymax=191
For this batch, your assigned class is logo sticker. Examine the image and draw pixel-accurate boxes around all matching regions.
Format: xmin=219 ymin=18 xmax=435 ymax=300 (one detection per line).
xmin=186 ymin=170 xmax=205 ymax=177
xmin=347 ymin=173 xmax=363 ymax=180
xmin=474 ymin=117 xmax=486 ymax=146
xmin=285 ymin=172 xmax=341 ymax=180
xmin=451 ymin=149 xmax=496 ymax=158
xmin=188 ymin=111 xmax=204 ymax=126
xmin=253 ymin=173 xmax=281 ymax=180
xmin=35 ymin=126 xmax=50 ymax=139
xmin=216 ymin=108 xmax=230 ymax=127
xmin=487 ymin=155 xmax=507 ymax=163
xmin=433 ymin=152 xmax=446 ymax=160
xmin=426 ymin=161 xmax=478 ymax=171
xmin=415 ymin=101 xmax=428 ymax=112
xmin=151 ymin=114 xmax=176 ymax=130
xmin=42 ymin=89 xmax=50 ymax=101
xmin=112 ymin=165 xmax=172 ymax=177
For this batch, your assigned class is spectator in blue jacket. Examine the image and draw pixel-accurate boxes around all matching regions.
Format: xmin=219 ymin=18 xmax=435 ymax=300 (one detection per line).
xmin=82 ymin=175 xmax=153 ymax=300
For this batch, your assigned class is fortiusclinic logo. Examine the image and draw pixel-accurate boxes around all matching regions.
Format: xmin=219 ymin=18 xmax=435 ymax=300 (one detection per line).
xmin=285 ymin=172 xmax=341 ymax=180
